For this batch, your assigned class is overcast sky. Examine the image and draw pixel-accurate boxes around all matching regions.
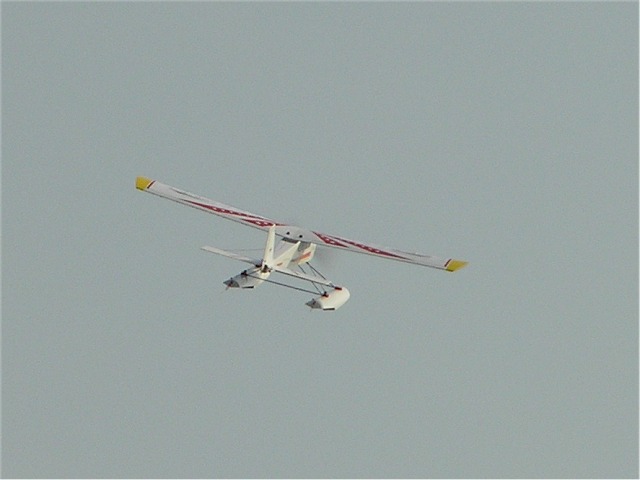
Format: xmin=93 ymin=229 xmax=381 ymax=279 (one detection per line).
xmin=3 ymin=2 xmax=638 ymax=478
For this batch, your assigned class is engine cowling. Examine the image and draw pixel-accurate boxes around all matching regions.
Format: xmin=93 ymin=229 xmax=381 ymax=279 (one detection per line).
xmin=306 ymin=287 xmax=350 ymax=311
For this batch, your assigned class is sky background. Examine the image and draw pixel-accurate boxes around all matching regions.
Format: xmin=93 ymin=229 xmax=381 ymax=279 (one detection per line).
xmin=2 ymin=2 xmax=638 ymax=478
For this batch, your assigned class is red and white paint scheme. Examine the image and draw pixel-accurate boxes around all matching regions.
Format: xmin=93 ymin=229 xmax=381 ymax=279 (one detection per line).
xmin=136 ymin=177 xmax=467 ymax=310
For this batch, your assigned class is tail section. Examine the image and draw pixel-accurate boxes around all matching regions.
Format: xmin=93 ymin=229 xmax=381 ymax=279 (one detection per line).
xmin=261 ymin=224 xmax=277 ymax=271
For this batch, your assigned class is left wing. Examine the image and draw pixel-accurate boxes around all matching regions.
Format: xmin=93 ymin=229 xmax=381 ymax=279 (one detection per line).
xmin=137 ymin=176 xmax=467 ymax=272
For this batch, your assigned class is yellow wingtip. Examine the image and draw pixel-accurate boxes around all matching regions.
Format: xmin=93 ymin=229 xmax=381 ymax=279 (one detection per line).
xmin=136 ymin=176 xmax=154 ymax=191
xmin=445 ymin=259 xmax=468 ymax=272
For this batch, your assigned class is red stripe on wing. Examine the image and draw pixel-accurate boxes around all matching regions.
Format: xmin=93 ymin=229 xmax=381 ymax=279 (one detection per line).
xmin=315 ymin=232 xmax=407 ymax=260
xmin=184 ymin=200 xmax=281 ymax=227
xmin=313 ymin=232 xmax=349 ymax=248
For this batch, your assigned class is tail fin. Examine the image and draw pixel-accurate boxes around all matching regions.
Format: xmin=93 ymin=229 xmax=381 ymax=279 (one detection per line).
xmin=262 ymin=224 xmax=277 ymax=270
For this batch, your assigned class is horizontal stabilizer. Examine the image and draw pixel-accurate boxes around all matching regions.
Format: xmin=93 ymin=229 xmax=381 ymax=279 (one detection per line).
xmin=201 ymin=246 xmax=259 ymax=266
xmin=202 ymin=246 xmax=335 ymax=287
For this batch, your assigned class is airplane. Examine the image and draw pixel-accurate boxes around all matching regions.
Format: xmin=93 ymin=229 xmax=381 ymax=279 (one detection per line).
xmin=136 ymin=176 xmax=468 ymax=310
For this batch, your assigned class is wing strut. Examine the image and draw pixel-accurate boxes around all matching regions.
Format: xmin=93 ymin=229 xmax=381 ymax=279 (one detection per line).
xmin=243 ymin=272 xmax=327 ymax=296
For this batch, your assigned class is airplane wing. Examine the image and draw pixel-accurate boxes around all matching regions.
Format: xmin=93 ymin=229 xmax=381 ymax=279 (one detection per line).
xmin=137 ymin=177 xmax=467 ymax=272
xmin=136 ymin=177 xmax=281 ymax=231
xmin=302 ymin=232 xmax=468 ymax=271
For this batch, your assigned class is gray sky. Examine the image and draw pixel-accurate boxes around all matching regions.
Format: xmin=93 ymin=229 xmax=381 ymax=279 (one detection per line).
xmin=2 ymin=2 xmax=638 ymax=478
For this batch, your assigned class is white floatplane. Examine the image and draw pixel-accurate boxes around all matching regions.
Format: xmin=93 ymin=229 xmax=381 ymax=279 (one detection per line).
xmin=136 ymin=177 xmax=467 ymax=310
